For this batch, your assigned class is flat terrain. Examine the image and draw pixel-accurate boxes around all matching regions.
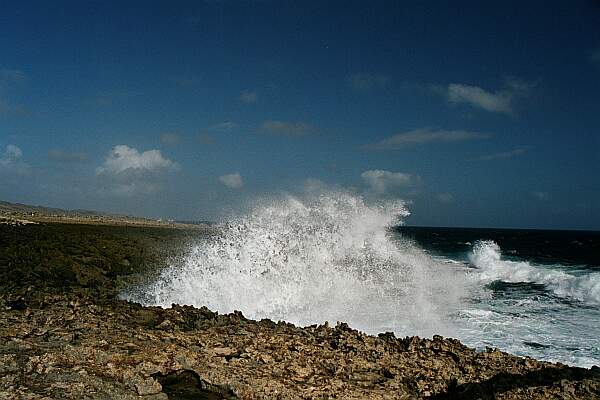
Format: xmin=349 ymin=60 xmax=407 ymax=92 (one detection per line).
xmin=1 ymin=222 xmax=599 ymax=399
xmin=0 ymin=200 xmax=207 ymax=229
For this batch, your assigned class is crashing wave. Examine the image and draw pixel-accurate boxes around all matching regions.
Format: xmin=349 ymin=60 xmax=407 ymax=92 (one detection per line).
xmin=123 ymin=191 xmax=465 ymax=338
xmin=469 ymin=240 xmax=600 ymax=304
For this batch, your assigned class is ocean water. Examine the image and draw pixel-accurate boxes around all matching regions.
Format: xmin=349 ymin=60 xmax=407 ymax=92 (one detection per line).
xmin=399 ymin=226 xmax=600 ymax=368
xmin=123 ymin=192 xmax=600 ymax=368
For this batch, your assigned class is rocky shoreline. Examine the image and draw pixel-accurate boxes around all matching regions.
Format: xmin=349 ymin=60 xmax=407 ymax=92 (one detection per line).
xmin=1 ymin=223 xmax=599 ymax=399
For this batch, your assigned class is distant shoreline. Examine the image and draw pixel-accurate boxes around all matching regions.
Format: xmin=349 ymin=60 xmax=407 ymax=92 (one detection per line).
xmin=0 ymin=199 xmax=211 ymax=230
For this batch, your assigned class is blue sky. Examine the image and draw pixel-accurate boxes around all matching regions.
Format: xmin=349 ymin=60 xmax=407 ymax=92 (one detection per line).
xmin=1 ymin=0 xmax=599 ymax=229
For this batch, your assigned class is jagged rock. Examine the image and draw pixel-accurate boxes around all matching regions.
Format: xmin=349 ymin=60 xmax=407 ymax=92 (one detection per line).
xmin=1 ymin=223 xmax=599 ymax=399
xmin=134 ymin=377 xmax=163 ymax=396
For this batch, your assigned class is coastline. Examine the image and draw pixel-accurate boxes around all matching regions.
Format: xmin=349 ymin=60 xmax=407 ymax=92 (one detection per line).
xmin=1 ymin=221 xmax=598 ymax=399
xmin=0 ymin=200 xmax=212 ymax=230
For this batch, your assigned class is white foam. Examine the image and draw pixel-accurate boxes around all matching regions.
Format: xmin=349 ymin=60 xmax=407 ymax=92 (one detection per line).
xmin=124 ymin=191 xmax=466 ymax=338
xmin=469 ymin=240 xmax=600 ymax=304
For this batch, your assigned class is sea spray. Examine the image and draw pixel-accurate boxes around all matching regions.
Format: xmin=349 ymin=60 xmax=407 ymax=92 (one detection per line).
xmin=123 ymin=191 xmax=466 ymax=338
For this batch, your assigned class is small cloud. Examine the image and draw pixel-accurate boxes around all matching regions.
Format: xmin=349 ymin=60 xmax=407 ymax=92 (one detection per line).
xmin=219 ymin=172 xmax=243 ymax=189
xmin=260 ymin=120 xmax=314 ymax=137
xmin=532 ymin=191 xmax=550 ymax=201
xmin=0 ymin=144 xmax=22 ymax=166
xmin=97 ymin=145 xmax=176 ymax=175
xmin=348 ymin=73 xmax=390 ymax=91
xmin=0 ymin=144 xmax=29 ymax=174
xmin=366 ymin=128 xmax=490 ymax=150
xmin=361 ymin=169 xmax=415 ymax=194
xmin=240 ymin=90 xmax=258 ymax=104
xmin=444 ymin=78 xmax=534 ymax=115
xmin=478 ymin=147 xmax=528 ymax=161
xmin=48 ymin=149 xmax=88 ymax=163
xmin=436 ymin=193 xmax=454 ymax=203
xmin=160 ymin=132 xmax=181 ymax=146
xmin=208 ymin=121 xmax=238 ymax=132
xmin=96 ymin=145 xmax=177 ymax=197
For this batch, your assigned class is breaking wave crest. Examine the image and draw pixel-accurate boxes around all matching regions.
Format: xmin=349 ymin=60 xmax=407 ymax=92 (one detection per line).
xmin=470 ymin=240 xmax=600 ymax=304
xmin=124 ymin=192 xmax=466 ymax=337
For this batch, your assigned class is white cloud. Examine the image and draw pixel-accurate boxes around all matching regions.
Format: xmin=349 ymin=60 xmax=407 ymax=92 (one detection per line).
xmin=219 ymin=172 xmax=243 ymax=189
xmin=361 ymin=169 xmax=414 ymax=194
xmin=437 ymin=192 xmax=454 ymax=203
xmin=96 ymin=145 xmax=175 ymax=175
xmin=0 ymin=144 xmax=22 ymax=165
xmin=479 ymin=147 xmax=528 ymax=161
xmin=0 ymin=144 xmax=29 ymax=174
xmin=445 ymin=79 xmax=533 ymax=114
xmin=367 ymin=128 xmax=490 ymax=150
xmin=240 ymin=90 xmax=258 ymax=104
xmin=260 ymin=120 xmax=314 ymax=137
xmin=95 ymin=145 xmax=177 ymax=197
xmin=160 ymin=132 xmax=181 ymax=146
xmin=348 ymin=73 xmax=390 ymax=91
